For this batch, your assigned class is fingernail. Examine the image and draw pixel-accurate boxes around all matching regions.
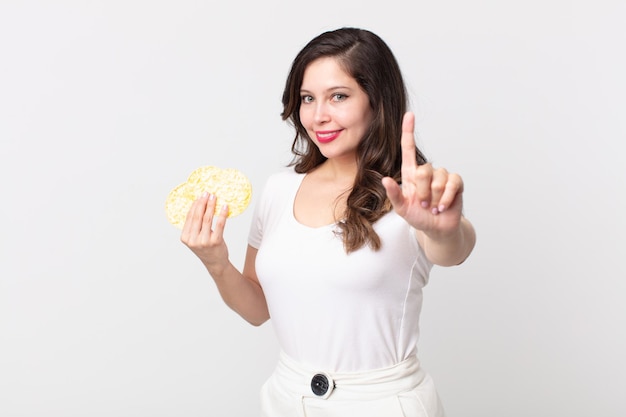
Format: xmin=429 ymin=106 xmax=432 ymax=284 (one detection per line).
xmin=438 ymin=204 xmax=445 ymax=212
xmin=431 ymin=207 xmax=439 ymax=215
xmin=421 ymin=201 xmax=429 ymax=208
xmin=208 ymin=193 xmax=215 ymax=200
xmin=221 ymin=204 xmax=229 ymax=213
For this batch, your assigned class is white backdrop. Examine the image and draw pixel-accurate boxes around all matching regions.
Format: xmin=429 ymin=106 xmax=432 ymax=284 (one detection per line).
xmin=1 ymin=1 xmax=625 ymax=416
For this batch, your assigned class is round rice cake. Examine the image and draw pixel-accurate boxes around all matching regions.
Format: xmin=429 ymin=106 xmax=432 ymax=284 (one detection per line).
xmin=165 ymin=166 xmax=252 ymax=229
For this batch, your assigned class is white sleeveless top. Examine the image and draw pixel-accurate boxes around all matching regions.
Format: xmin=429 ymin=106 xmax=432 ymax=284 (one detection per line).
xmin=248 ymin=170 xmax=432 ymax=372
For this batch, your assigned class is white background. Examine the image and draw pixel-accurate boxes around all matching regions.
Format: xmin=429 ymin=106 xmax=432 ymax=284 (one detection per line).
xmin=1 ymin=1 xmax=625 ymax=416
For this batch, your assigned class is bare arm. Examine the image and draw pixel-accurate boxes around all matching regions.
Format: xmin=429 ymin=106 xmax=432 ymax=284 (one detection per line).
xmin=181 ymin=192 xmax=269 ymax=326
xmin=416 ymin=216 xmax=476 ymax=266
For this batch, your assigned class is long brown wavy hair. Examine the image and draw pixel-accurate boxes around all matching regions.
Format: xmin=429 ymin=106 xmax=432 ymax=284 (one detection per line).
xmin=281 ymin=27 xmax=427 ymax=252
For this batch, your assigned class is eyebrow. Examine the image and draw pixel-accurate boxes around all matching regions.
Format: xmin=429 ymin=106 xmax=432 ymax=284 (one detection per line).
xmin=300 ymin=86 xmax=352 ymax=94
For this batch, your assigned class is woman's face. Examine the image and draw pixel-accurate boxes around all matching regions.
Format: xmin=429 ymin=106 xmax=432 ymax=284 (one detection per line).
xmin=299 ymin=57 xmax=373 ymax=162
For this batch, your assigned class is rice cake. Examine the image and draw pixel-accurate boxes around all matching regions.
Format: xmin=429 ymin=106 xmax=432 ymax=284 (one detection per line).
xmin=165 ymin=166 xmax=252 ymax=229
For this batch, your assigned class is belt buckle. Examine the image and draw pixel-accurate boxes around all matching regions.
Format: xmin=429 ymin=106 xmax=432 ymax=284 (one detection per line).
xmin=310 ymin=372 xmax=335 ymax=399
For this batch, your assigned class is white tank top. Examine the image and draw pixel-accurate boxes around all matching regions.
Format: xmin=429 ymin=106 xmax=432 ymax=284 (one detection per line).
xmin=248 ymin=170 xmax=432 ymax=372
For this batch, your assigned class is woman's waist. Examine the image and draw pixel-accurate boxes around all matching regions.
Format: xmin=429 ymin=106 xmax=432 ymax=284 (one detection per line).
xmin=272 ymin=350 xmax=425 ymax=400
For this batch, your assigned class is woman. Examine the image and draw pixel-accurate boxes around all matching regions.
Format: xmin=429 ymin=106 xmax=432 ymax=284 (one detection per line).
xmin=181 ymin=27 xmax=476 ymax=417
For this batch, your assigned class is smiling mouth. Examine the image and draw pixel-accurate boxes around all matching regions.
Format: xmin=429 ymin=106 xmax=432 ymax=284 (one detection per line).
xmin=316 ymin=130 xmax=341 ymax=143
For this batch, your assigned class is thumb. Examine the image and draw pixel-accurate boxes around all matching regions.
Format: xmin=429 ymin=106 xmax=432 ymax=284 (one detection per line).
xmin=382 ymin=177 xmax=404 ymax=209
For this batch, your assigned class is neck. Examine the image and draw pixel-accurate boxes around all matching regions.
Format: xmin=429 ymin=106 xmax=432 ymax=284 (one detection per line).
xmin=316 ymin=158 xmax=358 ymax=183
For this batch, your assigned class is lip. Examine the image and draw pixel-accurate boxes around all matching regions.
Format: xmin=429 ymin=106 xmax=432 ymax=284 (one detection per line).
xmin=315 ymin=130 xmax=342 ymax=144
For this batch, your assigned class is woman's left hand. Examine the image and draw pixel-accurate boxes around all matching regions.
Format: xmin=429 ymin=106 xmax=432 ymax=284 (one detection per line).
xmin=382 ymin=112 xmax=465 ymax=239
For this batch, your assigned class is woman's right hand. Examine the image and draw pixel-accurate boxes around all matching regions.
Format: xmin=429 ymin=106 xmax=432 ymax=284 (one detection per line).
xmin=180 ymin=192 xmax=231 ymax=276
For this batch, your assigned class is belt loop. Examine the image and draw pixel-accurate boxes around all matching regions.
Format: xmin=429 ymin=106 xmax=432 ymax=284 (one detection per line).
xmin=298 ymin=395 xmax=307 ymax=417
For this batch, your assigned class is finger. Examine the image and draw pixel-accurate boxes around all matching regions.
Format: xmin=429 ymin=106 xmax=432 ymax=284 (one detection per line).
xmin=437 ymin=173 xmax=464 ymax=212
xmin=382 ymin=176 xmax=404 ymax=211
xmin=181 ymin=193 xmax=207 ymax=242
xmin=211 ymin=203 xmax=229 ymax=240
xmin=400 ymin=112 xmax=418 ymax=174
xmin=413 ymin=163 xmax=433 ymax=207
xmin=429 ymin=168 xmax=449 ymax=213
xmin=181 ymin=200 xmax=194 ymax=239
xmin=199 ymin=193 xmax=218 ymax=236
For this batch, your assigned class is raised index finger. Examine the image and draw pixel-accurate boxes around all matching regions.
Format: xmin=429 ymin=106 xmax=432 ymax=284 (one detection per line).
xmin=400 ymin=112 xmax=418 ymax=171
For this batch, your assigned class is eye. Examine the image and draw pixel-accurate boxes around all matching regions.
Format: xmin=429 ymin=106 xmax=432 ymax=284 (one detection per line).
xmin=332 ymin=93 xmax=348 ymax=102
xmin=301 ymin=95 xmax=313 ymax=104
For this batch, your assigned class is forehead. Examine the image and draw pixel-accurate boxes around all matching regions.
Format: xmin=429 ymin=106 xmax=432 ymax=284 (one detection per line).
xmin=301 ymin=57 xmax=356 ymax=89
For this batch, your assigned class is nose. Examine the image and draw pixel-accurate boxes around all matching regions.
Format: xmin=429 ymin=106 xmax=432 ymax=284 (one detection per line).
xmin=313 ymin=102 xmax=330 ymax=124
